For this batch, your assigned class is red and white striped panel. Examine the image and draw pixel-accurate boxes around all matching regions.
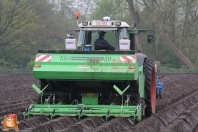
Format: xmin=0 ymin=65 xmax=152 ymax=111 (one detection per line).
xmin=120 ymin=56 xmax=136 ymax=63
xmin=36 ymin=54 xmax=52 ymax=62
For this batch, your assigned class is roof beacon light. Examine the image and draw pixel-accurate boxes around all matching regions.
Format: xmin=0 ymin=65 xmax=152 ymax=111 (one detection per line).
xmin=76 ymin=12 xmax=80 ymax=18
xmin=115 ymin=21 xmax=121 ymax=26
xmin=103 ymin=16 xmax=111 ymax=21
xmin=76 ymin=12 xmax=80 ymax=27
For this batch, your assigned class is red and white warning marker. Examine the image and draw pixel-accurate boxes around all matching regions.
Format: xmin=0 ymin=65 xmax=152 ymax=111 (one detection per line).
xmin=36 ymin=54 xmax=52 ymax=62
xmin=120 ymin=56 xmax=136 ymax=63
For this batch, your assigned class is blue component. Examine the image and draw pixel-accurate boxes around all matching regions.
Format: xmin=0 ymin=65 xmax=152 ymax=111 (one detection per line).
xmin=156 ymin=76 xmax=164 ymax=99
xmin=85 ymin=46 xmax=91 ymax=51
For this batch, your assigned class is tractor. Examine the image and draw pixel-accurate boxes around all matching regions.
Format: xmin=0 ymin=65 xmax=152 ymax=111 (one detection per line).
xmin=24 ymin=13 xmax=157 ymax=123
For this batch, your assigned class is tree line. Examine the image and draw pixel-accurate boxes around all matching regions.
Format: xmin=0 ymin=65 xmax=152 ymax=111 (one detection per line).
xmin=0 ymin=0 xmax=197 ymax=69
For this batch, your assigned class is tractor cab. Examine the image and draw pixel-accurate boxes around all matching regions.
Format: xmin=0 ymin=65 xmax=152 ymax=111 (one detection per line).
xmin=65 ymin=16 xmax=154 ymax=52
xmin=66 ymin=16 xmax=131 ymax=51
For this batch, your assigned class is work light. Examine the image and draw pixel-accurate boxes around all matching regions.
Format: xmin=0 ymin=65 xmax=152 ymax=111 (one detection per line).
xmin=115 ymin=21 xmax=121 ymax=26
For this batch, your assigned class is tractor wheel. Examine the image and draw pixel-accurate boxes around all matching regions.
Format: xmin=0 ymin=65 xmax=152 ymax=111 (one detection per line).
xmin=144 ymin=58 xmax=156 ymax=117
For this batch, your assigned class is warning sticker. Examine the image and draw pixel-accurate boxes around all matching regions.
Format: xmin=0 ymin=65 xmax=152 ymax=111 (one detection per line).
xmin=36 ymin=54 xmax=51 ymax=62
xmin=120 ymin=56 xmax=136 ymax=63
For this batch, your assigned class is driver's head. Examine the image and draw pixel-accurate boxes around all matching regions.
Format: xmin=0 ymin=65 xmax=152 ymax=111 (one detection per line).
xmin=99 ymin=31 xmax=106 ymax=38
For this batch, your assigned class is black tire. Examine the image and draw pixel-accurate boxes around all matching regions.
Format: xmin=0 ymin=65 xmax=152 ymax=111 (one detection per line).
xmin=143 ymin=58 xmax=156 ymax=117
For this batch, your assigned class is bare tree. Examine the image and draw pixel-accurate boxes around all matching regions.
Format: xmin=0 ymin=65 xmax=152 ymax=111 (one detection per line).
xmin=126 ymin=0 xmax=143 ymax=52
xmin=138 ymin=0 xmax=196 ymax=69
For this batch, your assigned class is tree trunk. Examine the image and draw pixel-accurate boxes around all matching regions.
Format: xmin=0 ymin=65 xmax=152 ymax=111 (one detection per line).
xmin=169 ymin=0 xmax=176 ymax=43
xmin=153 ymin=18 xmax=195 ymax=69
xmin=126 ymin=0 xmax=143 ymax=52
xmin=179 ymin=1 xmax=188 ymax=51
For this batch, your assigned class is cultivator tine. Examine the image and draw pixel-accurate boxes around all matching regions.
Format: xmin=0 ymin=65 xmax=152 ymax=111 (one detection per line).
xmin=51 ymin=109 xmax=56 ymax=120
xmin=107 ymin=109 xmax=110 ymax=115
xmin=45 ymin=94 xmax=52 ymax=104
xmin=25 ymin=108 xmax=28 ymax=113
xmin=106 ymin=110 xmax=110 ymax=122
xmin=24 ymin=108 xmax=28 ymax=119
xmin=133 ymin=104 xmax=140 ymax=121
xmin=28 ymin=104 xmax=34 ymax=110
xmin=24 ymin=107 xmax=30 ymax=119
xmin=78 ymin=108 xmax=83 ymax=120
xmin=52 ymin=94 xmax=55 ymax=104
xmin=134 ymin=105 xmax=139 ymax=115
xmin=125 ymin=95 xmax=131 ymax=106
xmin=127 ymin=118 xmax=134 ymax=125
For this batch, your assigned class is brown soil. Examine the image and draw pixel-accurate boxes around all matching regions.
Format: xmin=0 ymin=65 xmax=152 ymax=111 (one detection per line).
xmin=0 ymin=72 xmax=198 ymax=132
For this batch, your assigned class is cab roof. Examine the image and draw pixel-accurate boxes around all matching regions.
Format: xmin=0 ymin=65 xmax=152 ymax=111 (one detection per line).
xmin=78 ymin=20 xmax=130 ymax=28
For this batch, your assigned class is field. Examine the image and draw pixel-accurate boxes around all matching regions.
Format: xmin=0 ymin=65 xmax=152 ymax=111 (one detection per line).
xmin=0 ymin=73 xmax=198 ymax=132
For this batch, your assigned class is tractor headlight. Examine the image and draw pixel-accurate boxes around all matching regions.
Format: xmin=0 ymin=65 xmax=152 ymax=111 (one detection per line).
xmin=115 ymin=21 xmax=121 ymax=26
xmin=82 ymin=22 xmax=88 ymax=26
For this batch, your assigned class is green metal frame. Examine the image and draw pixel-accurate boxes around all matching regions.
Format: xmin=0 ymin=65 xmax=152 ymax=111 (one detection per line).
xmin=26 ymin=75 xmax=144 ymax=122
xmin=23 ymin=103 xmax=142 ymax=121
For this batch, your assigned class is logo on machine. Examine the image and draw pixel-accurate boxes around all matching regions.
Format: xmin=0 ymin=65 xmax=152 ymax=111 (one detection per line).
xmin=78 ymin=65 xmax=90 ymax=68
xmin=120 ymin=42 xmax=128 ymax=45
xmin=66 ymin=42 xmax=73 ymax=44
xmin=36 ymin=54 xmax=52 ymax=62
xmin=120 ymin=56 xmax=136 ymax=63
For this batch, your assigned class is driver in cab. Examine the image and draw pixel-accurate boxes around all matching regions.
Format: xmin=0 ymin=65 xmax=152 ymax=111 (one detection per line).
xmin=94 ymin=31 xmax=115 ymax=50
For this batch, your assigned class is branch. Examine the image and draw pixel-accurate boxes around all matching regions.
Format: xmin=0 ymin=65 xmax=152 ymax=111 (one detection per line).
xmin=113 ymin=8 xmax=129 ymax=16
xmin=0 ymin=8 xmax=17 ymax=36
xmin=0 ymin=16 xmax=38 ymax=45
xmin=0 ymin=1 xmax=36 ymax=37
xmin=186 ymin=31 xmax=198 ymax=38
xmin=186 ymin=0 xmax=195 ymax=20
xmin=113 ymin=0 xmax=124 ymax=10
xmin=0 ymin=43 xmax=27 ymax=56
xmin=195 ymin=5 xmax=198 ymax=18
xmin=134 ymin=1 xmax=144 ymax=6
xmin=153 ymin=0 xmax=159 ymax=6
xmin=142 ymin=0 xmax=151 ymax=11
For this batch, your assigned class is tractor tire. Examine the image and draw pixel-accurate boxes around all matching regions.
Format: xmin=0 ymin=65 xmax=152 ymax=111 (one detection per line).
xmin=144 ymin=58 xmax=156 ymax=117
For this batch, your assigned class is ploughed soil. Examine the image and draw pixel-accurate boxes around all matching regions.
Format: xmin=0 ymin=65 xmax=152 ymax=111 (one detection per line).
xmin=0 ymin=72 xmax=198 ymax=132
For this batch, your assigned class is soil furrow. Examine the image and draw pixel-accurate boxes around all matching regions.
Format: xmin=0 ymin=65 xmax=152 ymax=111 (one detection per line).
xmin=0 ymin=98 xmax=32 ymax=106
xmin=19 ymin=117 xmax=76 ymax=132
xmin=0 ymin=102 xmax=31 ymax=112
xmin=18 ymin=116 xmax=49 ymax=130
xmin=0 ymin=106 xmax=27 ymax=117
xmin=57 ymin=117 xmax=104 ymax=132
xmin=93 ymin=117 xmax=133 ymax=132
xmin=125 ymin=91 xmax=198 ymax=132
xmin=0 ymin=89 xmax=37 ymax=102
xmin=0 ymin=73 xmax=198 ymax=132
xmin=161 ymin=103 xmax=198 ymax=132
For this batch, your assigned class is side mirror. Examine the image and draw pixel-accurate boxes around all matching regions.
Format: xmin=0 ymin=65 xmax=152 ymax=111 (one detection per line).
xmin=147 ymin=34 xmax=154 ymax=43
xmin=67 ymin=33 xmax=74 ymax=38
xmin=67 ymin=30 xmax=78 ymax=39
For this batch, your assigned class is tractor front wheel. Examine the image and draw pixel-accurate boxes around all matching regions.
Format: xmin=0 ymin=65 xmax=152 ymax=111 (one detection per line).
xmin=144 ymin=58 xmax=156 ymax=117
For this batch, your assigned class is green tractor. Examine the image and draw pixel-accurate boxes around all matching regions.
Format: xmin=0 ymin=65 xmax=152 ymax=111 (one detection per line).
xmin=24 ymin=16 xmax=156 ymax=123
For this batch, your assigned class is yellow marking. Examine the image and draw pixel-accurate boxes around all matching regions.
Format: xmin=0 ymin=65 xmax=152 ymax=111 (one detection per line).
xmin=87 ymin=93 xmax=94 ymax=98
